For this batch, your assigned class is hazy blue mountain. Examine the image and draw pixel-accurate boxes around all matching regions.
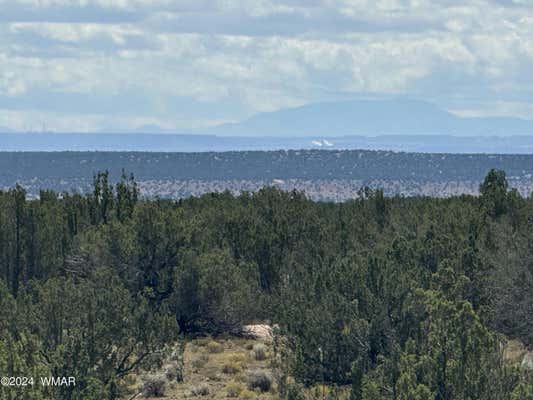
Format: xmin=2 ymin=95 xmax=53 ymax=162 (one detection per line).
xmin=2 ymin=99 xmax=533 ymax=153
xmin=205 ymin=99 xmax=533 ymax=137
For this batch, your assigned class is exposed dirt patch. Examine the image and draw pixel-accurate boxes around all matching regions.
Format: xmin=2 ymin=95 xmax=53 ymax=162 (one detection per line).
xmin=138 ymin=337 xmax=277 ymax=399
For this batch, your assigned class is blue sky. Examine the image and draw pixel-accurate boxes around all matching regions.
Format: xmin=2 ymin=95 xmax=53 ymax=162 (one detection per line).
xmin=0 ymin=0 xmax=532 ymax=132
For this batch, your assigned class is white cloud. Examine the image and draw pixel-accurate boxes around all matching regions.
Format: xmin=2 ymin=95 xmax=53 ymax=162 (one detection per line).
xmin=0 ymin=0 xmax=532 ymax=131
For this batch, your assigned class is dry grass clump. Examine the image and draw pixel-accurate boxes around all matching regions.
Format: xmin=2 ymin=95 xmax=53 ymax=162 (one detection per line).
xmin=189 ymin=343 xmax=200 ymax=353
xmin=230 ymin=354 xmax=247 ymax=363
xmin=311 ymin=384 xmax=333 ymax=397
xmin=191 ymin=353 xmax=210 ymax=369
xmin=195 ymin=337 xmax=211 ymax=347
xmin=251 ymin=343 xmax=267 ymax=361
xmin=226 ymin=381 xmax=244 ymax=397
xmin=190 ymin=383 xmax=210 ymax=396
xmin=141 ymin=374 xmax=167 ymax=398
xmin=135 ymin=337 xmax=277 ymax=399
xmin=207 ymin=340 xmax=224 ymax=354
xmin=205 ymin=369 xmax=222 ymax=381
xmin=238 ymin=389 xmax=257 ymax=400
xmin=247 ymin=370 xmax=272 ymax=392
xmin=222 ymin=361 xmax=242 ymax=374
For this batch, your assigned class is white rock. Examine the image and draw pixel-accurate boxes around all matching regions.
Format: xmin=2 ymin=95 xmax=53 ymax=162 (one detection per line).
xmin=521 ymin=353 xmax=533 ymax=370
xmin=242 ymin=324 xmax=273 ymax=341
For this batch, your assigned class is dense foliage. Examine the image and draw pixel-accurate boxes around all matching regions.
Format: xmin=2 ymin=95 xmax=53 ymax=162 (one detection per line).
xmin=0 ymin=169 xmax=531 ymax=399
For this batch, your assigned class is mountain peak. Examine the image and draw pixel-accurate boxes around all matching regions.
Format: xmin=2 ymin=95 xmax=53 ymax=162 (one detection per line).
xmin=206 ymin=99 xmax=532 ymax=137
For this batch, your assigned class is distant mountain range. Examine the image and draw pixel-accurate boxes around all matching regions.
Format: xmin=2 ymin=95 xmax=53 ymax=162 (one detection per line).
xmin=1 ymin=99 xmax=533 ymax=153
xmin=203 ymin=99 xmax=533 ymax=137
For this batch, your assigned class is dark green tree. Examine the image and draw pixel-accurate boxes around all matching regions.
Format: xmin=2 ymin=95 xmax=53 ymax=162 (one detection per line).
xmin=480 ymin=169 xmax=509 ymax=217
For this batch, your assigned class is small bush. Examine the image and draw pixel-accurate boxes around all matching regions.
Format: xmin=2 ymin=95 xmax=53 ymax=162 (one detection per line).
xmin=164 ymin=367 xmax=177 ymax=381
xmin=247 ymin=370 xmax=272 ymax=392
xmin=164 ymin=362 xmax=183 ymax=382
xmin=238 ymin=389 xmax=257 ymax=400
xmin=141 ymin=375 xmax=167 ymax=398
xmin=226 ymin=381 xmax=244 ymax=397
xmin=222 ymin=361 xmax=242 ymax=374
xmin=251 ymin=343 xmax=267 ymax=361
xmin=191 ymin=353 xmax=209 ymax=369
xmin=191 ymin=383 xmax=210 ymax=396
xmin=207 ymin=341 xmax=224 ymax=353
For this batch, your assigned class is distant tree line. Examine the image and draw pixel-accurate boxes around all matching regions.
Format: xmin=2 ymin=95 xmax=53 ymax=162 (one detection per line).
xmin=0 ymin=169 xmax=531 ymax=399
xmin=2 ymin=150 xmax=533 ymax=184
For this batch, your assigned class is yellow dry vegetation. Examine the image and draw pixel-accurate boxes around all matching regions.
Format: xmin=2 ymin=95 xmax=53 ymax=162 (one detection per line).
xmin=140 ymin=337 xmax=278 ymax=400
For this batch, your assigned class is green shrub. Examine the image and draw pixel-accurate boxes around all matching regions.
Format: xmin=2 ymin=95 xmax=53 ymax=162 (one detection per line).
xmin=141 ymin=374 xmax=167 ymax=397
xmin=191 ymin=383 xmax=210 ymax=396
xmin=251 ymin=343 xmax=267 ymax=361
xmin=172 ymin=250 xmax=259 ymax=333
xmin=247 ymin=370 xmax=272 ymax=392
